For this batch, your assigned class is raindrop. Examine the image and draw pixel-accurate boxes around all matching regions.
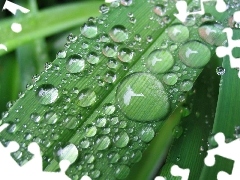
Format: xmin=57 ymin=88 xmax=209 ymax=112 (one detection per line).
xmin=80 ymin=139 xmax=90 ymax=148
xmin=108 ymin=152 xmax=120 ymax=163
xmin=139 ymin=127 xmax=155 ymax=143
xmin=103 ymin=103 xmax=115 ymax=115
xmin=109 ymin=25 xmax=128 ymax=42
xmin=96 ymin=117 xmax=107 ymax=127
xmin=107 ymin=58 xmax=119 ymax=69
xmin=77 ymin=88 xmax=96 ymax=107
xmin=114 ymin=132 xmax=129 ymax=148
xmin=172 ymin=125 xmax=183 ymax=138
xmin=96 ymin=136 xmax=111 ymax=150
xmin=153 ymin=4 xmax=166 ymax=16
xmin=56 ymin=50 xmax=67 ymax=59
xmin=36 ymin=84 xmax=59 ymax=105
xmin=56 ymin=144 xmax=78 ymax=164
xmin=179 ymin=41 xmax=211 ymax=68
xmin=44 ymin=111 xmax=58 ymax=124
xmin=7 ymin=124 xmax=17 ymax=133
xmin=116 ymin=73 xmax=170 ymax=122
xmin=85 ymin=125 xmax=97 ymax=137
xmin=87 ymin=52 xmax=100 ymax=64
xmin=81 ymin=22 xmax=98 ymax=38
xmin=146 ymin=49 xmax=174 ymax=74
xmin=120 ymin=0 xmax=133 ymax=6
xmin=103 ymin=43 xmax=118 ymax=57
xmin=67 ymin=33 xmax=77 ymax=43
xmin=99 ymin=4 xmax=109 ymax=14
xmin=168 ymin=24 xmax=189 ymax=43
xmin=66 ymin=54 xmax=85 ymax=73
xmin=104 ymin=71 xmax=117 ymax=83
xmin=114 ymin=165 xmax=130 ymax=179
xmin=180 ymin=80 xmax=193 ymax=91
xmin=30 ymin=113 xmax=41 ymax=123
xmin=118 ymin=48 xmax=134 ymax=62
xmin=84 ymin=154 xmax=95 ymax=164
xmin=216 ymin=66 xmax=225 ymax=75
xmin=64 ymin=116 xmax=78 ymax=129
xmin=162 ymin=73 xmax=178 ymax=85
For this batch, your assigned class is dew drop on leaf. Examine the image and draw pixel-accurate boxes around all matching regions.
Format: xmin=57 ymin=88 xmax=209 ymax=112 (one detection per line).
xmin=56 ymin=144 xmax=78 ymax=164
xmin=103 ymin=43 xmax=118 ymax=57
xmin=56 ymin=50 xmax=67 ymax=59
xmin=180 ymin=80 xmax=193 ymax=91
xmin=216 ymin=66 xmax=225 ymax=75
xmin=153 ymin=4 xmax=166 ymax=16
xmin=118 ymin=48 xmax=134 ymax=62
xmin=96 ymin=136 xmax=111 ymax=150
xmin=139 ymin=127 xmax=155 ymax=143
xmin=44 ymin=111 xmax=58 ymax=124
xmin=146 ymin=49 xmax=174 ymax=74
xmin=87 ymin=52 xmax=100 ymax=64
xmin=104 ymin=71 xmax=117 ymax=83
xmin=36 ymin=84 xmax=59 ymax=105
xmin=109 ymin=25 xmax=128 ymax=42
xmin=114 ymin=165 xmax=130 ymax=179
xmin=120 ymin=0 xmax=133 ymax=6
xmin=99 ymin=4 xmax=110 ymax=14
xmin=114 ymin=132 xmax=129 ymax=148
xmin=81 ymin=22 xmax=98 ymax=38
xmin=167 ymin=24 xmax=189 ymax=43
xmin=103 ymin=103 xmax=115 ymax=115
xmin=77 ymin=88 xmax=96 ymax=107
xmin=30 ymin=113 xmax=41 ymax=123
xmin=66 ymin=54 xmax=85 ymax=73
xmin=162 ymin=73 xmax=178 ymax=85
xmin=116 ymin=73 xmax=170 ymax=122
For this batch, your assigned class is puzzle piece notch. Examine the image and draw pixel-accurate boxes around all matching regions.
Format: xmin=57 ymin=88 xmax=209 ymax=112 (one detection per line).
xmin=204 ymin=132 xmax=240 ymax=180
xmin=233 ymin=11 xmax=240 ymax=23
xmin=215 ymin=28 xmax=240 ymax=78
xmin=174 ymin=0 xmax=227 ymax=22
xmin=171 ymin=165 xmax=190 ymax=180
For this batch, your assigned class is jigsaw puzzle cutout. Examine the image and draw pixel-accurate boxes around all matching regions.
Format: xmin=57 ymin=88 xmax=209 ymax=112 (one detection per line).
xmin=204 ymin=132 xmax=240 ymax=180
xmin=0 ymin=140 xmax=92 ymax=180
xmin=215 ymin=28 xmax=240 ymax=78
xmin=155 ymin=165 xmax=190 ymax=180
xmin=174 ymin=0 xmax=227 ymax=22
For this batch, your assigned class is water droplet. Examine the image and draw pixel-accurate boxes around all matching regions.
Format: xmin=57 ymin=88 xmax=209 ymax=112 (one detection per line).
xmin=104 ymin=71 xmax=117 ymax=83
xmin=96 ymin=117 xmax=107 ymax=127
xmin=77 ymin=88 xmax=96 ymax=107
xmin=180 ymin=80 xmax=193 ymax=91
xmin=120 ymin=0 xmax=132 ymax=6
xmin=172 ymin=125 xmax=183 ymax=138
xmin=96 ymin=136 xmax=111 ymax=150
xmin=134 ymin=34 xmax=141 ymax=42
xmin=116 ymin=73 xmax=170 ymax=122
xmin=107 ymin=58 xmax=119 ymax=69
xmin=103 ymin=43 xmax=118 ymax=57
xmin=56 ymin=50 xmax=67 ymax=59
xmin=66 ymin=54 xmax=85 ymax=73
xmin=30 ymin=113 xmax=41 ymax=123
xmin=153 ymin=4 xmax=166 ymax=16
xmin=162 ymin=73 xmax=178 ymax=85
xmin=85 ymin=125 xmax=97 ymax=137
xmin=108 ymin=152 xmax=120 ymax=163
xmin=103 ymin=103 xmax=115 ymax=115
xmin=7 ymin=124 xmax=17 ymax=133
xmin=84 ymin=154 xmax=95 ymax=164
xmin=114 ymin=132 xmax=129 ymax=148
xmin=139 ymin=127 xmax=155 ymax=143
xmin=81 ymin=22 xmax=98 ymax=38
xmin=179 ymin=41 xmax=211 ymax=68
xmin=87 ymin=52 xmax=100 ymax=64
xmin=56 ymin=144 xmax=78 ymax=164
xmin=36 ymin=84 xmax=59 ymax=105
xmin=44 ymin=111 xmax=58 ymax=124
xmin=216 ymin=66 xmax=225 ymax=75
xmin=118 ymin=48 xmax=134 ymax=62
xmin=90 ymin=170 xmax=101 ymax=178
xmin=80 ymin=139 xmax=90 ymax=148
xmin=129 ymin=150 xmax=142 ymax=163
xmin=99 ymin=4 xmax=109 ymax=14
xmin=146 ymin=49 xmax=174 ymax=74
xmin=114 ymin=165 xmax=130 ymax=179
xmin=109 ymin=25 xmax=128 ymax=42
xmin=198 ymin=23 xmax=227 ymax=46
xmin=64 ymin=116 xmax=78 ymax=129
xmin=168 ymin=24 xmax=189 ymax=43
xmin=67 ymin=33 xmax=77 ymax=43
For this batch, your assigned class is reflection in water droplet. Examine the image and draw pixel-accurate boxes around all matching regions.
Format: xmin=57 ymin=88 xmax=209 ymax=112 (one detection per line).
xmin=118 ymin=48 xmax=134 ymax=62
xmin=77 ymin=88 xmax=96 ymax=107
xmin=96 ymin=136 xmax=111 ymax=150
xmin=103 ymin=43 xmax=118 ymax=57
xmin=168 ymin=24 xmax=189 ymax=43
xmin=99 ymin=4 xmax=109 ymax=14
xmin=44 ymin=111 xmax=58 ymax=124
xmin=109 ymin=25 xmax=128 ymax=42
xmin=114 ymin=132 xmax=129 ymax=148
xmin=81 ymin=22 xmax=98 ymax=38
xmin=56 ymin=144 xmax=78 ymax=164
xmin=116 ymin=73 xmax=170 ymax=122
xmin=139 ymin=127 xmax=155 ymax=143
xmin=87 ymin=52 xmax=100 ymax=64
xmin=66 ymin=54 xmax=85 ymax=73
xmin=153 ymin=4 xmax=166 ymax=16
xmin=146 ymin=49 xmax=174 ymax=74
xmin=37 ymin=84 xmax=59 ymax=105
xmin=180 ymin=80 xmax=193 ymax=91
xmin=162 ymin=73 xmax=178 ymax=85
xmin=216 ymin=66 xmax=225 ymax=75
xmin=179 ymin=41 xmax=211 ymax=68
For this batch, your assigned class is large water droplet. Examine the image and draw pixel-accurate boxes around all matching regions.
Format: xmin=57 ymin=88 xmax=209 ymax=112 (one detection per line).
xmin=81 ymin=22 xmax=98 ymax=38
xmin=109 ymin=25 xmax=128 ymax=42
xmin=114 ymin=132 xmax=129 ymax=148
xmin=37 ymin=84 xmax=59 ymax=105
xmin=66 ymin=54 xmax=85 ymax=73
xmin=179 ymin=41 xmax=211 ymax=68
xmin=116 ymin=73 xmax=170 ymax=122
xmin=103 ymin=43 xmax=118 ymax=57
xmin=118 ymin=48 xmax=134 ymax=62
xmin=77 ymin=88 xmax=96 ymax=107
xmin=168 ymin=24 xmax=189 ymax=43
xmin=146 ymin=49 xmax=174 ymax=74
xmin=139 ymin=127 xmax=155 ymax=143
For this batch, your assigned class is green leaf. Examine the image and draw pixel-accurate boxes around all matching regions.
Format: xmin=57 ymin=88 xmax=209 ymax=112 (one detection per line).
xmin=0 ymin=1 xmax=102 ymax=56
xmin=0 ymin=0 xmax=237 ymax=179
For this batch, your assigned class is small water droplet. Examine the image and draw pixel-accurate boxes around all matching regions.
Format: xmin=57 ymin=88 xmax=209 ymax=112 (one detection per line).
xmin=172 ymin=125 xmax=183 ymax=138
xmin=180 ymin=80 xmax=193 ymax=91
xmin=87 ymin=52 xmax=100 ymax=64
xmin=80 ymin=139 xmax=90 ymax=148
xmin=109 ymin=25 xmax=128 ymax=43
xmin=30 ymin=113 xmax=41 ymax=123
xmin=96 ymin=136 xmax=111 ymax=150
xmin=153 ymin=4 xmax=166 ymax=16
xmin=77 ymin=88 xmax=96 ymax=107
xmin=67 ymin=33 xmax=77 ymax=43
xmin=56 ymin=144 xmax=78 ymax=164
xmin=66 ymin=54 xmax=85 ymax=73
xmin=114 ymin=132 xmax=129 ymax=148
xmin=96 ymin=117 xmax=107 ymax=127
xmin=104 ymin=71 xmax=117 ymax=83
xmin=162 ymin=73 xmax=178 ymax=85
xmin=139 ymin=127 xmax=155 ymax=143
xmin=103 ymin=43 xmax=118 ymax=57
xmin=120 ymin=0 xmax=132 ymax=6
xmin=107 ymin=58 xmax=119 ymax=69
xmin=44 ymin=111 xmax=58 ymax=124
xmin=168 ymin=24 xmax=189 ymax=43
xmin=114 ymin=165 xmax=130 ymax=179
xmin=103 ymin=103 xmax=115 ymax=115
xmin=216 ymin=66 xmax=225 ymax=75
xmin=99 ymin=4 xmax=109 ymax=14
xmin=118 ymin=48 xmax=134 ymax=62
xmin=36 ymin=84 xmax=59 ymax=105
xmin=81 ymin=22 xmax=98 ymax=38
xmin=56 ymin=50 xmax=67 ymax=59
